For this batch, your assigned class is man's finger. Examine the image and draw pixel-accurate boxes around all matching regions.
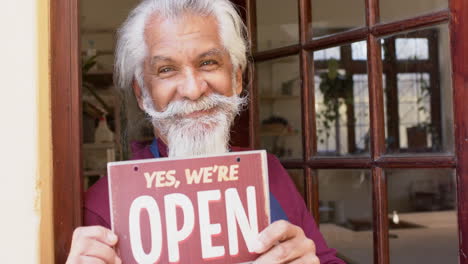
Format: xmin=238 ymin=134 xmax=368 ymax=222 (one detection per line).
xmin=72 ymin=226 xmax=118 ymax=246
xmin=288 ymin=252 xmax=320 ymax=264
xmin=67 ymin=253 xmax=121 ymax=264
xmin=71 ymin=239 xmax=118 ymax=264
xmin=79 ymin=255 xmax=107 ymax=264
xmin=253 ymin=220 xmax=302 ymax=253
xmin=253 ymin=235 xmax=313 ymax=264
xmin=67 ymin=255 xmax=106 ymax=264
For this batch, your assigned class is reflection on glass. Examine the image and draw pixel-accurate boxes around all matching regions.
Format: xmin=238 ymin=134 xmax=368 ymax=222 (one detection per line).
xmin=257 ymin=56 xmax=302 ymax=159
xmin=380 ymin=0 xmax=447 ymax=23
xmin=395 ymin=38 xmax=429 ymax=60
xmin=314 ymin=42 xmax=370 ymax=156
xmin=381 ymin=24 xmax=454 ymax=154
xmin=256 ymin=0 xmax=298 ymax=51
xmin=311 ymin=0 xmax=365 ymax=39
xmin=386 ymin=169 xmax=457 ymax=264
xmin=318 ymin=169 xmax=373 ymax=263
xmin=315 ymin=47 xmax=341 ymax=60
xmin=288 ymin=169 xmax=305 ymax=200
xmin=352 ymin=40 xmax=386 ymax=60
xmin=351 ymin=41 xmax=367 ymax=60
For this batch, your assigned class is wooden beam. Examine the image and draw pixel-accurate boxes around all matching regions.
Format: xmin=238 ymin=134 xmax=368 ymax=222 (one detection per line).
xmin=253 ymin=44 xmax=301 ymax=62
xmin=372 ymin=167 xmax=389 ymax=264
xmin=303 ymin=27 xmax=369 ymax=51
xmin=376 ymin=155 xmax=456 ymax=168
xmin=50 ymin=0 xmax=82 ymax=262
xmin=450 ymin=0 xmax=468 ymax=262
xmin=246 ymin=0 xmax=259 ymax=149
xmin=372 ymin=10 xmax=449 ymax=37
xmin=366 ymin=0 xmax=390 ymax=262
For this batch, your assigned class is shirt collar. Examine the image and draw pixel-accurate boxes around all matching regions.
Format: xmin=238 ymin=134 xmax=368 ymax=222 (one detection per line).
xmin=149 ymin=138 xmax=160 ymax=158
xmin=150 ymin=138 xmax=168 ymax=158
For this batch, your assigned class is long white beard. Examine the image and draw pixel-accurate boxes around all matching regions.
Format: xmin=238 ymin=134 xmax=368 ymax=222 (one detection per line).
xmin=141 ymin=92 xmax=246 ymax=158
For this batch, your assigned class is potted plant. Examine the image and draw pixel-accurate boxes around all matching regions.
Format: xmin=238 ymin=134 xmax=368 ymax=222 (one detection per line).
xmin=316 ymin=59 xmax=353 ymax=154
xmin=406 ymin=74 xmax=432 ymax=151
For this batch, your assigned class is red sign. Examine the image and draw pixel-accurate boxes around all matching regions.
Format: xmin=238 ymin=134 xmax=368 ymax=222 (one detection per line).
xmin=108 ymin=150 xmax=270 ymax=263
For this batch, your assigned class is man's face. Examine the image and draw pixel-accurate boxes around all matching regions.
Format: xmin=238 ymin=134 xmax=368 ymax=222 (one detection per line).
xmin=135 ymin=13 xmax=242 ymax=113
xmin=133 ymin=13 xmax=245 ymax=157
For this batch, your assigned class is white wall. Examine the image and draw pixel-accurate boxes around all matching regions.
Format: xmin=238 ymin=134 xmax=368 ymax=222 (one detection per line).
xmin=0 ymin=0 xmax=40 ymax=263
xmin=318 ymin=168 xmax=455 ymax=224
xmin=319 ymin=170 xmax=373 ymax=222
xmin=387 ymin=169 xmax=455 ymax=212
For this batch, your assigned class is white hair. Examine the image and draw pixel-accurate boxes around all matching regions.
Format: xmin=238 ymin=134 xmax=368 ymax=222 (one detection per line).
xmin=114 ymin=0 xmax=248 ymax=91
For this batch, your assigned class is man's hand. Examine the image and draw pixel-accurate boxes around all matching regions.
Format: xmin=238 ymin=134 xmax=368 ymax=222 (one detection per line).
xmin=66 ymin=226 xmax=121 ymax=264
xmin=253 ymin=220 xmax=320 ymax=264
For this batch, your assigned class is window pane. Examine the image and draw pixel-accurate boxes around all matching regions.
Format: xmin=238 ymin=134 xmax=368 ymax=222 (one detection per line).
xmin=288 ymin=169 xmax=305 ymax=200
xmin=318 ymin=169 xmax=373 ymax=263
xmin=257 ymin=56 xmax=302 ymax=159
xmin=311 ymin=0 xmax=366 ymax=39
xmin=351 ymin=41 xmax=367 ymax=61
xmin=395 ymin=38 xmax=429 ymax=60
xmin=256 ymin=0 xmax=299 ymax=51
xmin=315 ymin=47 xmax=341 ymax=61
xmin=380 ymin=0 xmax=448 ymax=23
xmin=381 ymin=24 xmax=454 ymax=154
xmin=80 ymin=0 xmax=135 ymax=72
xmin=352 ymin=40 xmax=386 ymax=61
xmin=80 ymin=36 xmax=114 ymax=72
xmin=313 ymin=42 xmax=370 ymax=157
xmin=386 ymin=169 xmax=457 ymax=264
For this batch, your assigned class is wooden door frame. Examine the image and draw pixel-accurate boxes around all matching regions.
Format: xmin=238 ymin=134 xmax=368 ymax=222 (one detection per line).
xmin=247 ymin=0 xmax=468 ymax=264
xmin=51 ymin=0 xmax=82 ymax=263
xmin=450 ymin=0 xmax=468 ymax=261
xmin=50 ymin=0 xmax=468 ymax=263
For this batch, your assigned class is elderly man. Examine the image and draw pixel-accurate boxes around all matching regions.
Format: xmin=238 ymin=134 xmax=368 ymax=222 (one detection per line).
xmin=67 ymin=0 xmax=345 ymax=263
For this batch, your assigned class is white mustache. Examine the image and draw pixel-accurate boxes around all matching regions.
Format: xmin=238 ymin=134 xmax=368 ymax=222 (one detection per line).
xmin=143 ymin=93 xmax=246 ymax=120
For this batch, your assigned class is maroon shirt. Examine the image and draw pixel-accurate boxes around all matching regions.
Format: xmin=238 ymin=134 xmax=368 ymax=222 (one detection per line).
xmin=84 ymin=140 xmax=345 ymax=263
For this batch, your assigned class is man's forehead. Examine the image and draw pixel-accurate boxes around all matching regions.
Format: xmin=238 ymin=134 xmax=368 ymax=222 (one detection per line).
xmin=145 ymin=14 xmax=230 ymax=64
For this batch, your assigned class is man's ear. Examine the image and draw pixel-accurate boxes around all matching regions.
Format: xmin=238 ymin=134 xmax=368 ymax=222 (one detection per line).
xmin=235 ymin=68 xmax=243 ymax=95
xmin=132 ymin=79 xmax=145 ymax=111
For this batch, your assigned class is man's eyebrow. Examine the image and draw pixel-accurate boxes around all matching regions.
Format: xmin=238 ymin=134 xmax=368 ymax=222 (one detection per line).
xmin=150 ymin=56 xmax=174 ymax=65
xmin=198 ymin=48 xmax=224 ymax=59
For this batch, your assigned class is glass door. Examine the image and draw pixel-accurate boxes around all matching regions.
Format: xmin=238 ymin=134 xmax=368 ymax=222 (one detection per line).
xmin=246 ymin=0 xmax=465 ymax=263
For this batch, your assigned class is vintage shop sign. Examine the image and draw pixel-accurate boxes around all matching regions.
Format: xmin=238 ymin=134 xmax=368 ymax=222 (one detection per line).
xmin=108 ymin=150 xmax=270 ymax=263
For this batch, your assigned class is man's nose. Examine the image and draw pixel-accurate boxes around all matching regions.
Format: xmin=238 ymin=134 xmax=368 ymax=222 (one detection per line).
xmin=177 ymin=69 xmax=208 ymax=101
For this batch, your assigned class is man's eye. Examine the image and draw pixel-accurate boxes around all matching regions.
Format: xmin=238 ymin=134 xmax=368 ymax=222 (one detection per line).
xmin=159 ymin=67 xmax=174 ymax=74
xmin=200 ymin=60 xmax=218 ymax=67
